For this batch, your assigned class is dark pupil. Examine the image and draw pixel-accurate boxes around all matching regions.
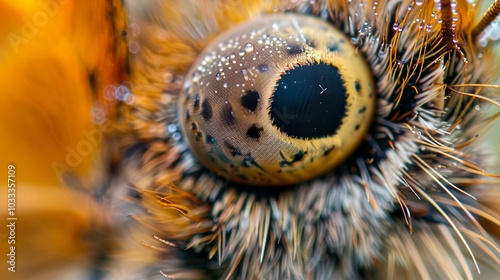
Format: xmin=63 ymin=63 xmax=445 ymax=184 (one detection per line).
xmin=270 ymin=62 xmax=348 ymax=139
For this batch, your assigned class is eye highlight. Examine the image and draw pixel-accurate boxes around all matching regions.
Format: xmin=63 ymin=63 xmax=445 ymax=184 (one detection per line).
xmin=178 ymin=14 xmax=375 ymax=186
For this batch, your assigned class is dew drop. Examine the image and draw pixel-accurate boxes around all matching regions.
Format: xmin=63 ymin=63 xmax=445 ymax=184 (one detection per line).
xmin=242 ymin=68 xmax=249 ymax=81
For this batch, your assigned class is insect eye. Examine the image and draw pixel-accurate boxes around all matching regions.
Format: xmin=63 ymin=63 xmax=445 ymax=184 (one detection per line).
xmin=178 ymin=14 xmax=375 ymax=186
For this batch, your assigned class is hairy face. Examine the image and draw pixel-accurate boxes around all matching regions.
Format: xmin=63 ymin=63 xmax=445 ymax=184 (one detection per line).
xmin=117 ymin=0 xmax=500 ymax=279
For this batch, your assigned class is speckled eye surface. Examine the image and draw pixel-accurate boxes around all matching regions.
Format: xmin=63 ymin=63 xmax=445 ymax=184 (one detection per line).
xmin=178 ymin=14 xmax=375 ymax=186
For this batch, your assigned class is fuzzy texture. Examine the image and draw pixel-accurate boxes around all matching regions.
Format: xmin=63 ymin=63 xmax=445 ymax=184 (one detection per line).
xmin=2 ymin=0 xmax=500 ymax=280
xmin=122 ymin=0 xmax=500 ymax=279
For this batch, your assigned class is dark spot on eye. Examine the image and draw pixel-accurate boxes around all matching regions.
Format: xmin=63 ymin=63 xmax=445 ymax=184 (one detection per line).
xmin=186 ymin=110 xmax=191 ymax=121
xmin=276 ymin=170 xmax=282 ymax=173
xmin=195 ymin=132 xmax=202 ymax=142
xmin=201 ymin=99 xmax=212 ymax=121
xmin=359 ymin=106 xmax=367 ymax=113
xmin=121 ymin=30 xmax=128 ymax=38
xmin=293 ymin=151 xmax=305 ymax=161
xmin=224 ymin=141 xmax=242 ymax=157
xmin=257 ymin=64 xmax=268 ymax=73
xmin=191 ymin=122 xmax=197 ymax=131
xmin=246 ymin=124 xmax=264 ymax=139
xmin=206 ymin=135 xmax=215 ymax=144
xmin=229 ymin=164 xmax=236 ymax=168
xmin=327 ymin=44 xmax=338 ymax=52
xmin=279 ymin=150 xmax=306 ymax=167
xmin=221 ymin=103 xmax=236 ymax=125
xmin=270 ymin=62 xmax=347 ymax=139
xmin=193 ymin=93 xmax=200 ymax=109
xmin=287 ymin=44 xmax=304 ymax=55
xmin=241 ymin=90 xmax=260 ymax=111
xmin=228 ymin=164 xmax=240 ymax=174
xmin=355 ymin=81 xmax=361 ymax=92
xmin=241 ymin=153 xmax=265 ymax=171
xmin=354 ymin=124 xmax=360 ymax=131
xmin=323 ymin=146 xmax=335 ymax=156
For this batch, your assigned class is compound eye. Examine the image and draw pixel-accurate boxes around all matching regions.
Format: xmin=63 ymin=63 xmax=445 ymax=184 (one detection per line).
xmin=178 ymin=14 xmax=375 ymax=186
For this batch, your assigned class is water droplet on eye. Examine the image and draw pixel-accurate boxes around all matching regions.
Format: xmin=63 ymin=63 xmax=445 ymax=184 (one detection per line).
xmin=242 ymin=68 xmax=249 ymax=80
xmin=223 ymin=82 xmax=228 ymax=88
xmin=238 ymin=50 xmax=246 ymax=56
xmin=215 ymin=73 xmax=221 ymax=81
